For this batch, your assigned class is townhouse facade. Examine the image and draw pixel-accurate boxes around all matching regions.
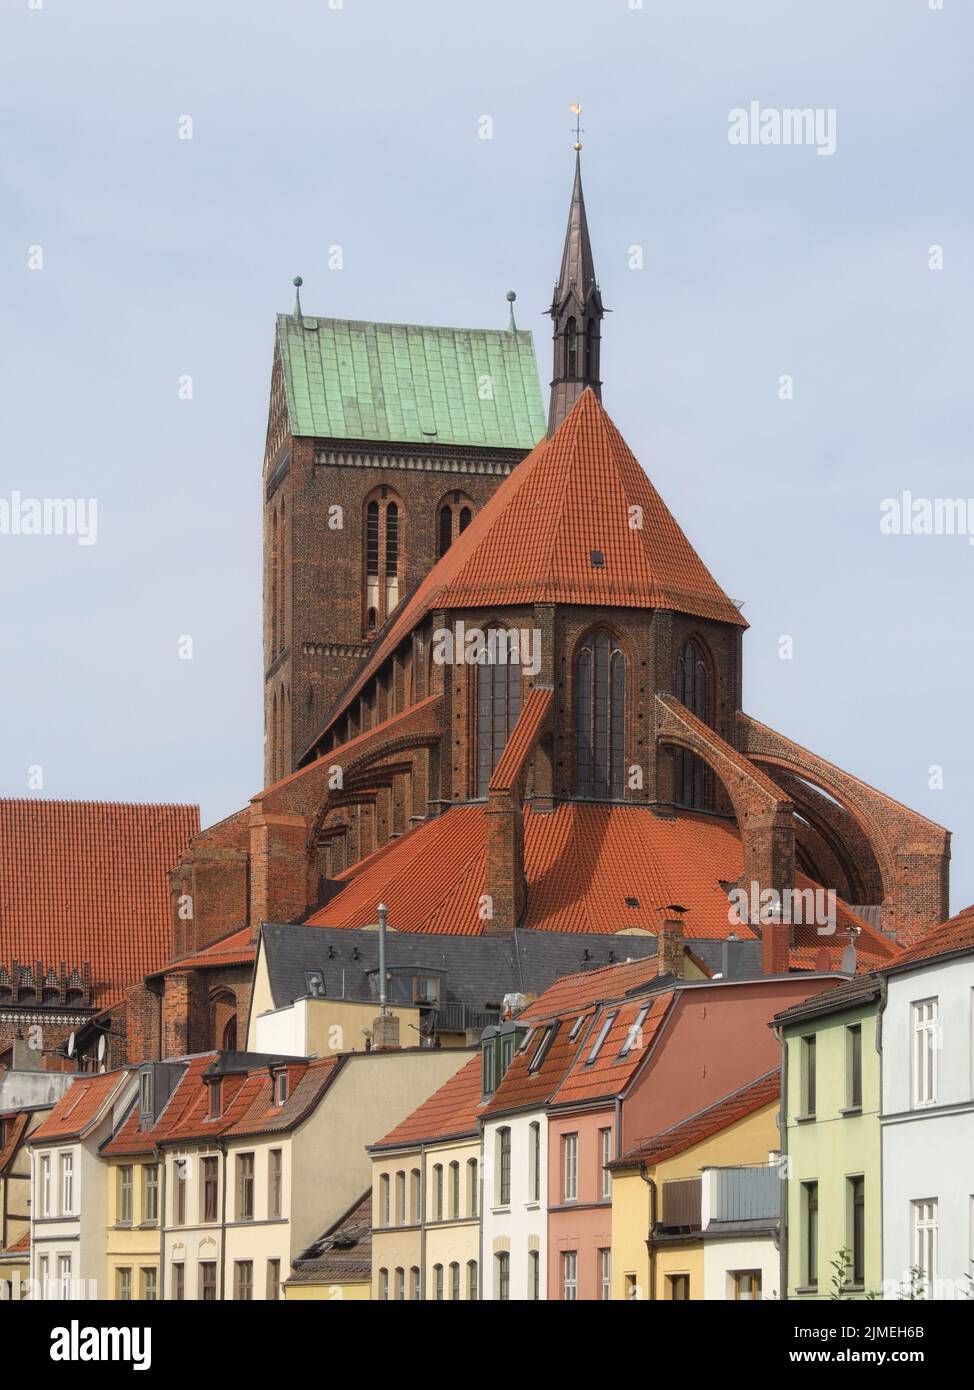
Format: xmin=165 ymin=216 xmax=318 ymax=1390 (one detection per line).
xmin=776 ymin=976 xmax=882 ymax=1299
xmin=369 ymin=1054 xmax=482 ymax=1301
xmin=29 ymin=1070 xmax=138 ymax=1300
xmin=610 ymin=1071 xmax=782 ymax=1300
xmin=879 ymin=912 xmax=974 ymax=1299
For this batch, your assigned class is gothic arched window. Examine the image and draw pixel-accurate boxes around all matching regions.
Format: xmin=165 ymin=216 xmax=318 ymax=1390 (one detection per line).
xmin=436 ymin=493 xmax=475 ymax=558
xmin=475 ymin=631 xmax=523 ymax=797
xmin=585 ymin=319 xmax=596 ymax=380
xmin=363 ymin=490 xmax=404 ymax=632
xmin=566 ymin=317 xmax=578 ymax=377
xmin=575 ymin=630 xmax=625 ymax=799
xmin=674 ymin=639 xmax=714 ymax=810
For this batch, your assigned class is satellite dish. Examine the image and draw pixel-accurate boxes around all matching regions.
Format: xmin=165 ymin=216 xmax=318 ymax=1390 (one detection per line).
xmin=97 ymin=1034 xmax=107 ymax=1063
xmin=840 ymin=941 xmax=857 ymax=975
xmin=65 ymin=1032 xmax=76 ymax=1059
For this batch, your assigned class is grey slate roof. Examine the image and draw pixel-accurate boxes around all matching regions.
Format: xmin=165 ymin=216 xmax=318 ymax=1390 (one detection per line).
xmin=259 ymin=923 xmax=662 ymax=1016
xmin=772 ymin=972 xmax=882 ymax=1028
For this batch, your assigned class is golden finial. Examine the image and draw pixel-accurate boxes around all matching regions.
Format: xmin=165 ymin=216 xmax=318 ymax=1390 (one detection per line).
xmin=570 ymin=103 xmax=583 ymax=151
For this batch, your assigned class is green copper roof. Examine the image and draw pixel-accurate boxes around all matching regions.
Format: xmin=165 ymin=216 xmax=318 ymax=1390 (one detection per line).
xmin=276 ymin=314 xmax=546 ymax=449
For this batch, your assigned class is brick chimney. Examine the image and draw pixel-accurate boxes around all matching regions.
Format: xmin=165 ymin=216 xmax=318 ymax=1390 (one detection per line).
xmin=371 ymin=1013 xmax=401 ymax=1050
xmin=658 ymin=905 xmax=687 ymax=980
xmin=761 ymin=916 xmax=791 ymax=975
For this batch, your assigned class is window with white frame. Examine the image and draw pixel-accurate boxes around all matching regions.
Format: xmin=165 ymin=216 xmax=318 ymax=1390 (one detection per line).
xmin=496 ymin=1129 xmax=511 ymax=1207
xmin=379 ymin=1173 xmax=390 ymax=1227
xmin=600 ymin=1247 xmax=611 ymax=1300
xmin=912 ymin=999 xmax=939 ymax=1107
xmin=58 ymin=1254 xmax=72 ymax=1300
xmin=562 ymin=1132 xmax=578 ymax=1202
xmin=912 ymin=1199 xmax=938 ymax=1297
xmin=59 ymin=1152 xmax=74 ymax=1215
xmin=562 ymin=1250 xmax=578 ymax=1301
xmin=528 ymin=1121 xmax=541 ymax=1203
xmin=40 ymin=1154 xmax=51 ymax=1216
xmin=395 ymin=1170 xmax=406 ymax=1224
xmin=600 ymin=1127 xmax=612 ymax=1198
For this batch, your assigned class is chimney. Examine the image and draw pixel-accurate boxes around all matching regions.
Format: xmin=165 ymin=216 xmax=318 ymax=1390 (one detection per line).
xmin=371 ymin=903 xmax=400 ymax=1050
xmin=761 ymin=914 xmax=791 ymax=976
xmin=658 ymin=905 xmax=687 ymax=980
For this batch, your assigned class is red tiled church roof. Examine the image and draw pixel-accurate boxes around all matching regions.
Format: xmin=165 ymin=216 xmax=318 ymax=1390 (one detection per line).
xmin=312 ymin=390 xmax=745 ymax=742
xmin=305 ymin=801 xmax=892 ymax=968
xmin=372 ymin=1054 xmax=483 ymax=1148
xmin=0 ymin=799 xmax=199 ymax=1007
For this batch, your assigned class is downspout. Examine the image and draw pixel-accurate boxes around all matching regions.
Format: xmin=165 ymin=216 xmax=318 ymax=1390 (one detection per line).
xmin=774 ymin=1022 xmax=787 ymax=1302
xmin=156 ymin=1145 xmax=166 ymax=1301
xmin=419 ymin=1142 xmax=427 ymax=1297
xmin=639 ymin=1164 xmax=658 ymax=1301
xmin=477 ymin=1124 xmax=484 ymax=1302
xmin=218 ymin=1139 xmax=228 ymax=1301
xmin=875 ymin=976 xmax=887 ymax=1294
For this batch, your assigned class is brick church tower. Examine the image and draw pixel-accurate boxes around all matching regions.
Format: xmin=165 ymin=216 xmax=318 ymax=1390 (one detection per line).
xmin=261 ymin=283 xmax=547 ymax=785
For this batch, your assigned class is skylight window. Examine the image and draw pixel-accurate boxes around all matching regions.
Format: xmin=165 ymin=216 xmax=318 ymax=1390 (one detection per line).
xmin=585 ymin=1012 xmax=618 ymax=1065
xmin=529 ymin=1023 xmax=559 ymax=1074
xmin=519 ymin=1028 xmax=536 ymax=1054
xmin=568 ymin=1015 xmax=586 ymax=1041
xmin=619 ymin=1004 xmax=651 ymax=1059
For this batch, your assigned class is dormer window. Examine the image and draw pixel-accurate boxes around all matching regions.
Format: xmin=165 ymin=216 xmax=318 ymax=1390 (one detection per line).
xmin=207 ymin=1078 xmax=222 ymax=1120
xmin=139 ymin=1070 xmax=154 ymax=1119
xmin=273 ymin=1070 xmax=288 ymax=1106
xmin=585 ymin=1011 xmax=618 ymax=1065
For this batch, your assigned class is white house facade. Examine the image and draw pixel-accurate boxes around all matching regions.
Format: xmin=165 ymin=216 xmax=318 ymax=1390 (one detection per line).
xmin=481 ymin=1110 xmax=548 ymax=1301
xmin=881 ymin=939 xmax=974 ymax=1300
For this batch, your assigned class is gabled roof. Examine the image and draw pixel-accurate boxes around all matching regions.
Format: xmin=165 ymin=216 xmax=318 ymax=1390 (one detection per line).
xmin=772 ymin=972 xmax=883 ymax=1028
xmin=371 ymin=1054 xmax=483 ymax=1150
xmin=287 ymin=1191 xmax=372 ymax=1286
xmin=482 ymin=1010 xmax=597 ymax=1119
xmin=0 ymin=799 xmax=199 ymax=1007
xmin=275 ymin=314 xmax=545 ymax=448
xmin=886 ymin=903 xmax=974 ymax=972
xmin=30 ymin=1071 xmax=132 ymax=1144
xmin=1 ymin=1229 xmax=30 ymax=1257
xmin=101 ymin=1053 xmax=344 ymax=1155
xmin=612 ymin=1069 xmax=780 ymax=1168
xmin=314 ymin=389 xmax=745 ymax=735
xmin=551 ymin=992 xmax=674 ymax=1107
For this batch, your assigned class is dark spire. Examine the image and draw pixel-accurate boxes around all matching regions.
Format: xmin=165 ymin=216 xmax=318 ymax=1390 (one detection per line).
xmin=547 ymin=147 xmax=604 ymax=436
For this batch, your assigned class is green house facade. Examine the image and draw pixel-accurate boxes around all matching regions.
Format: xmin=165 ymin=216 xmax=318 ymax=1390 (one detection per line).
xmin=776 ymin=976 xmax=883 ymax=1299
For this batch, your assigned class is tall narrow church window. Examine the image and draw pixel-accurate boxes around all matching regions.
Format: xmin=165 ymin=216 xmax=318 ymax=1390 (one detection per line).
xmin=438 ymin=506 xmax=453 ymax=558
xmin=277 ymin=497 xmax=286 ymax=654
xmin=475 ymin=632 xmax=523 ymax=797
xmin=575 ymin=630 xmax=625 ymax=799
xmin=585 ymin=319 xmax=596 ymax=380
xmin=674 ymin=639 xmax=714 ymax=811
xmin=435 ymin=493 xmax=475 ymax=557
xmin=566 ymin=317 xmax=578 ymax=377
xmin=363 ymin=492 xmax=404 ymax=632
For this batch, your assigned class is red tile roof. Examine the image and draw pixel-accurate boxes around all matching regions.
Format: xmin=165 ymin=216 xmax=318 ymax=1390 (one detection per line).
xmin=0 ymin=799 xmax=199 ymax=1007
xmin=372 ymin=1054 xmax=483 ymax=1148
xmin=158 ymin=928 xmax=254 ymax=976
xmin=888 ymin=903 xmax=974 ymax=970
xmin=30 ymin=1071 xmax=132 ymax=1143
xmin=613 ymin=1069 xmax=780 ymax=1167
xmin=489 ymin=688 xmax=552 ymax=793
xmin=313 ymin=391 xmax=745 ymax=738
xmin=100 ymin=1053 xmax=344 ymax=1155
xmin=519 ymin=957 xmax=663 ymax=1021
xmin=305 ymin=801 xmax=893 ymax=968
xmin=481 ymin=1010 xmax=597 ymax=1118
xmin=552 ymin=992 xmax=674 ymax=1106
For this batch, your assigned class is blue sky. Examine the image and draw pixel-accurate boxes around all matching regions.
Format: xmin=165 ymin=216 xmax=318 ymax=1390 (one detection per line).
xmin=1 ymin=0 xmax=972 ymax=907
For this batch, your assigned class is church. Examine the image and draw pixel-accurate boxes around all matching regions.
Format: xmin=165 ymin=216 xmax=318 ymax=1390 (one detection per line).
xmin=3 ymin=153 xmax=950 ymax=1069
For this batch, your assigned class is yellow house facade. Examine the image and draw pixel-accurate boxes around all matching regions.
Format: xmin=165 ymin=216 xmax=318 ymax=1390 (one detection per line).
xmin=611 ymin=1072 xmax=782 ymax=1301
xmin=369 ymin=1054 xmax=483 ymax=1300
xmin=104 ymin=1153 xmax=162 ymax=1300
